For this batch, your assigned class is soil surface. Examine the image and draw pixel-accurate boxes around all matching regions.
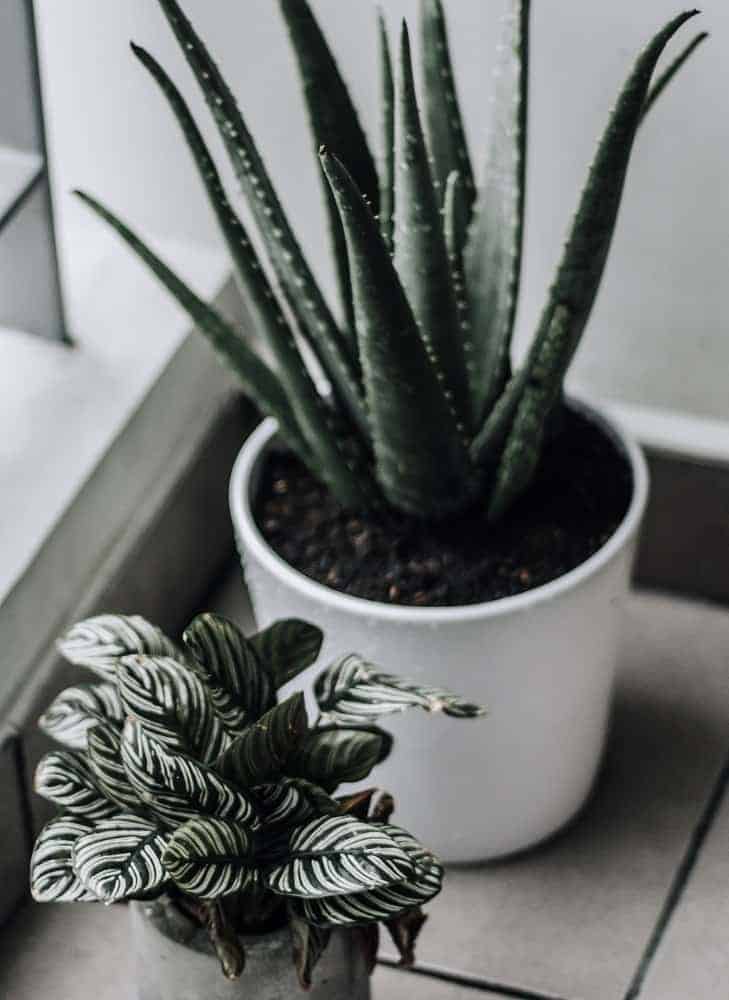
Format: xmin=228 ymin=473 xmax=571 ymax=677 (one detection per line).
xmin=254 ymin=408 xmax=633 ymax=607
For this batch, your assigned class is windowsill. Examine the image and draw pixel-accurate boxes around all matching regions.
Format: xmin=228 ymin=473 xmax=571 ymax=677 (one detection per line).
xmin=0 ymin=219 xmax=236 ymax=715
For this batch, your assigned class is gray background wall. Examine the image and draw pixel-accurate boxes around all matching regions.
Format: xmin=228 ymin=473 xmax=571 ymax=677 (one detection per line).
xmin=35 ymin=0 xmax=729 ymax=429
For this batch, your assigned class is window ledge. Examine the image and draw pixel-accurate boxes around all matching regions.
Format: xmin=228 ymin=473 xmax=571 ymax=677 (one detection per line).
xmin=0 ymin=222 xmax=240 ymax=715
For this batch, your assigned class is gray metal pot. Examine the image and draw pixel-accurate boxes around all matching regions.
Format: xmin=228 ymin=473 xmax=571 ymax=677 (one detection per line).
xmin=130 ymin=900 xmax=371 ymax=1000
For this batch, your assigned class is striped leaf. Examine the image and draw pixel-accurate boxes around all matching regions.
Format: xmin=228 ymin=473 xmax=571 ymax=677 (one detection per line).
xmin=249 ymin=619 xmax=323 ymax=689
xmin=163 ymin=816 xmax=254 ymax=898
xmin=38 ymin=682 xmax=123 ymax=750
xmin=117 ymin=655 xmax=229 ymax=763
xmin=320 ymin=146 xmax=471 ymax=519
xmin=216 ymin=693 xmax=308 ymax=789
xmin=465 ymin=0 xmax=530 ymax=425
xmin=420 ymin=0 xmax=476 ymax=218
xmin=121 ymin=719 xmax=256 ymax=830
xmin=256 ymin=778 xmax=339 ymax=828
xmin=296 ymin=824 xmax=443 ymax=926
xmin=289 ymin=909 xmax=331 ymax=990
xmin=184 ymin=613 xmax=274 ymax=736
xmin=30 ymin=815 xmax=97 ymax=903
xmin=394 ymin=23 xmax=470 ymax=434
xmin=72 ymin=814 xmax=169 ymax=903
xmin=87 ymin=723 xmax=144 ymax=812
xmin=57 ymin=614 xmax=179 ymax=682
xmin=156 ymin=0 xmax=369 ymax=441
xmin=286 ymin=725 xmax=392 ymax=792
xmin=34 ymin=750 xmax=118 ymax=821
xmin=315 ymin=654 xmax=486 ymax=725
xmin=279 ymin=0 xmax=379 ymax=344
xmin=265 ymin=814 xmax=413 ymax=899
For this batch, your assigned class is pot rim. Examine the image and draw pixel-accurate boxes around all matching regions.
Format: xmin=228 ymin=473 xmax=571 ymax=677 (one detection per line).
xmin=229 ymin=394 xmax=649 ymax=624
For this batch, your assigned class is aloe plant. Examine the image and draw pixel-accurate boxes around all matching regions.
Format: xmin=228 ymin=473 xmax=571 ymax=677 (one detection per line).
xmin=30 ymin=612 xmax=483 ymax=986
xmin=77 ymin=0 xmax=705 ymax=521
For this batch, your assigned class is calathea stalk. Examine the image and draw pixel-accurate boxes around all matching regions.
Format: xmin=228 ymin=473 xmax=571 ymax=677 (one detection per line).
xmin=30 ymin=612 xmax=484 ymax=987
xmin=77 ymin=0 xmax=704 ymax=522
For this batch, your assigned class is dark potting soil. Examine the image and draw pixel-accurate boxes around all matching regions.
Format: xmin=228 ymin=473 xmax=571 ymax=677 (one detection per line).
xmin=254 ymin=408 xmax=633 ymax=607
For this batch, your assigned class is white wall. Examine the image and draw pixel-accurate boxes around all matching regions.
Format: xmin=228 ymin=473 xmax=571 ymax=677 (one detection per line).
xmin=35 ymin=0 xmax=729 ymax=427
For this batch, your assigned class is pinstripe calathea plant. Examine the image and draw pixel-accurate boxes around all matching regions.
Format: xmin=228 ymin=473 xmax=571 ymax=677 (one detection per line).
xmin=76 ymin=0 xmax=705 ymax=523
xmin=30 ymin=612 xmax=483 ymax=986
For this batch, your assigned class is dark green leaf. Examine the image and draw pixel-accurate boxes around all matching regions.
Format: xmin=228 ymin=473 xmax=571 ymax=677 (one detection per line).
xmin=155 ymin=0 xmax=369 ymax=440
xmin=640 ymin=31 xmax=708 ymax=122
xmin=465 ymin=0 xmax=530 ymax=425
xmin=394 ymin=23 xmax=471 ymax=433
xmin=480 ymin=10 xmax=700 ymax=517
xmin=377 ymin=11 xmax=395 ymax=251
xmin=319 ymin=146 xmax=472 ymax=518
xmin=249 ymin=618 xmax=323 ymax=689
xmin=216 ymin=693 xmax=308 ymax=789
xmin=256 ymin=778 xmax=339 ymax=828
xmin=184 ymin=613 xmax=274 ymax=735
xmin=286 ymin=725 xmax=391 ymax=791
xmin=420 ymin=0 xmax=476 ymax=217
xmin=75 ymin=190 xmax=309 ymax=462
xmin=279 ymin=0 xmax=379 ymax=344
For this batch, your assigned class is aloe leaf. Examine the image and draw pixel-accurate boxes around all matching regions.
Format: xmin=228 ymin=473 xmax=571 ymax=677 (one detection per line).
xmin=216 ymin=693 xmax=308 ymax=789
xmin=640 ymin=30 xmax=707 ymax=122
xmin=163 ymin=816 xmax=254 ymax=898
xmin=487 ymin=305 xmax=571 ymax=520
xmin=73 ymin=814 xmax=169 ymax=903
xmin=481 ymin=10 xmax=700 ymax=517
xmin=444 ymin=170 xmax=473 ymax=351
xmin=57 ymin=614 xmax=179 ymax=683
xmin=465 ymin=0 xmax=530 ymax=426
xmin=183 ymin=613 xmax=275 ymax=736
xmin=30 ymin=816 xmax=97 ymax=903
xmin=155 ymin=0 xmax=368 ymax=438
xmin=279 ymin=0 xmax=379 ymax=342
xmin=377 ymin=10 xmax=395 ymax=250
xmin=130 ymin=45 xmax=372 ymax=507
xmin=320 ymin=147 xmax=472 ymax=518
xmin=420 ymin=0 xmax=476 ymax=216
xmin=394 ymin=23 xmax=471 ymax=433
xmin=265 ymin=814 xmax=413 ymax=898
xmin=74 ymin=190 xmax=309 ymax=463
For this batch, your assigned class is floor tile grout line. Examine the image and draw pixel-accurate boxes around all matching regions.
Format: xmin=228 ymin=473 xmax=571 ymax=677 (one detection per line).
xmin=377 ymin=956 xmax=572 ymax=1000
xmin=622 ymin=745 xmax=729 ymax=1000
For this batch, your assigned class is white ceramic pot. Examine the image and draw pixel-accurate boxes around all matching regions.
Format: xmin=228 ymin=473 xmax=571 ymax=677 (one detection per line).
xmin=131 ymin=900 xmax=370 ymax=1000
xmin=230 ymin=398 xmax=649 ymax=863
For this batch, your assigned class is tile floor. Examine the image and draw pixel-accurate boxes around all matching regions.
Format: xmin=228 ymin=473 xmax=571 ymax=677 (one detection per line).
xmin=3 ymin=575 xmax=729 ymax=1000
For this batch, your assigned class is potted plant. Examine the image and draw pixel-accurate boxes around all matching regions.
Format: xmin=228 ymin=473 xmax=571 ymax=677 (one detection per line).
xmin=30 ymin=611 xmax=483 ymax=997
xmin=75 ymin=0 xmax=704 ymax=860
